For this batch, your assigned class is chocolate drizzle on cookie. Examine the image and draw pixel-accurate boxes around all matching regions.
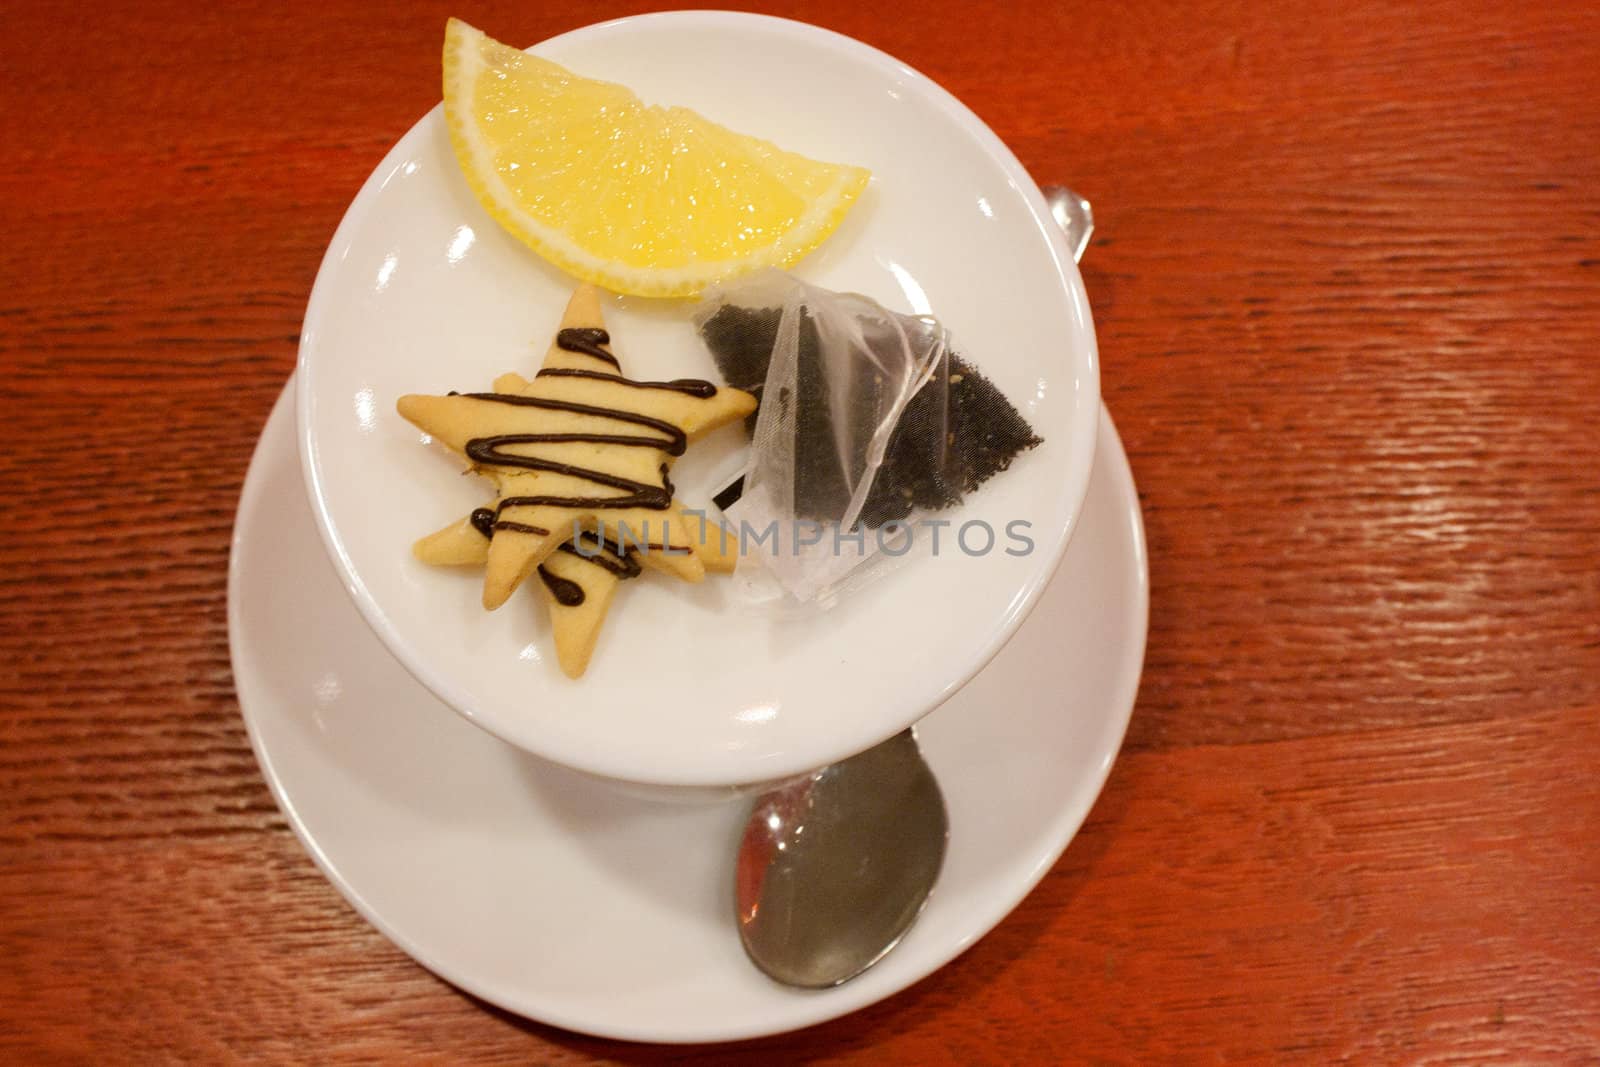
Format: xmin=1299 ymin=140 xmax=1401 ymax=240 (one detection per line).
xmin=560 ymin=536 xmax=643 ymax=580
xmin=536 ymin=367 xmax=717 ymax=398
xmin=467 ymin=508 xmax=497 ymax=539
xmin=551 ymin=327 xmax=717 ymax=396
xmin=468 ymin=518 xmax=643 ymax=609
xmin=468 ymin=505 xmax=548 ymax=538
xmin=457 ymin=389 xmax=689 ymax=515
xmin=537 ymin=569 xmax=587 ymax=606
xmin=456 ymin=329 xmax=724 ymax=519
xmin=460 ymin=392 xmax=688 ymax=455
xmin=556 ymin=327 xmax=621 ymax=368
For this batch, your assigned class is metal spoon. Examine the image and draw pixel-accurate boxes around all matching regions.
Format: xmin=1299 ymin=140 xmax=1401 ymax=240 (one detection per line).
xmin=735 ymin=184 xmax=1095 ymax=988
xmin=735 ymin=728 xmax=946 ymax=988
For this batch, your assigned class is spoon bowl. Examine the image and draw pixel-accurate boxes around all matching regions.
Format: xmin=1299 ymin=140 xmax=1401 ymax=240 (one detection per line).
xmin=735 ymin=729 xmax=948 ymax=988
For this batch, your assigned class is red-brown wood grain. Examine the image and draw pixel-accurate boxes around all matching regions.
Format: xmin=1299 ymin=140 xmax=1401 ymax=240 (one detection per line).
xmin=3 ymin=0 xmax=1597 ymax=1061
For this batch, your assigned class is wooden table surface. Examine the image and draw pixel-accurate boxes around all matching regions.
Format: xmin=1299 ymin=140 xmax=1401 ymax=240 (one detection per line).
xmin=4 ymin=0 xmax=1598 ymax=1061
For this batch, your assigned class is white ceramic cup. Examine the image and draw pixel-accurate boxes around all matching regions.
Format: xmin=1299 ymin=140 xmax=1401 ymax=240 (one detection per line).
xmin=296 ymin=12 xmax=1099 ymax=795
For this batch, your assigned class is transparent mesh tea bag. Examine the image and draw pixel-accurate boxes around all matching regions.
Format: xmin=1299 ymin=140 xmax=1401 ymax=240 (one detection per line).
xmin=695 ymin=270 xmax=1042 ymax=610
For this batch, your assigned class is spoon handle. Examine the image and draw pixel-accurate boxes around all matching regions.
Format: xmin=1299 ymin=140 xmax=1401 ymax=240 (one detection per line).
xmin=1042 ymin=184 xmax=1095 ymax=264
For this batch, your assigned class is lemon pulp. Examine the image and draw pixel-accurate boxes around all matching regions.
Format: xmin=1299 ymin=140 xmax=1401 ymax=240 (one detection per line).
xmin=442 ymin=18 xmax=871 ymax=298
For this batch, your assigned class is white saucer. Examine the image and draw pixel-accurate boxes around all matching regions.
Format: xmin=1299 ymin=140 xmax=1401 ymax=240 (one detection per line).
xmin=229 ymin=381 xmax=1146 ymax=1043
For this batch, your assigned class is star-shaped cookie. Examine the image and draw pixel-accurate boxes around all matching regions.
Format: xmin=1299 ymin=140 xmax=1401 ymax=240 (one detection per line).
xmin=398 ymin=283 xmax=757 ymax=611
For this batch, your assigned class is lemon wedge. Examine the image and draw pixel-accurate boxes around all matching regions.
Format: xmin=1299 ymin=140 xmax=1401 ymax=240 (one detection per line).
xmin=441 ymin=18 xmax=871 ymax=298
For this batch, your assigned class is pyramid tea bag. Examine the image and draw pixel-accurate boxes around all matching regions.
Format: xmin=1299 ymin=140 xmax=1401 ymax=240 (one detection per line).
xmin=695 ymin=270 xmax=1042 ymax=608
